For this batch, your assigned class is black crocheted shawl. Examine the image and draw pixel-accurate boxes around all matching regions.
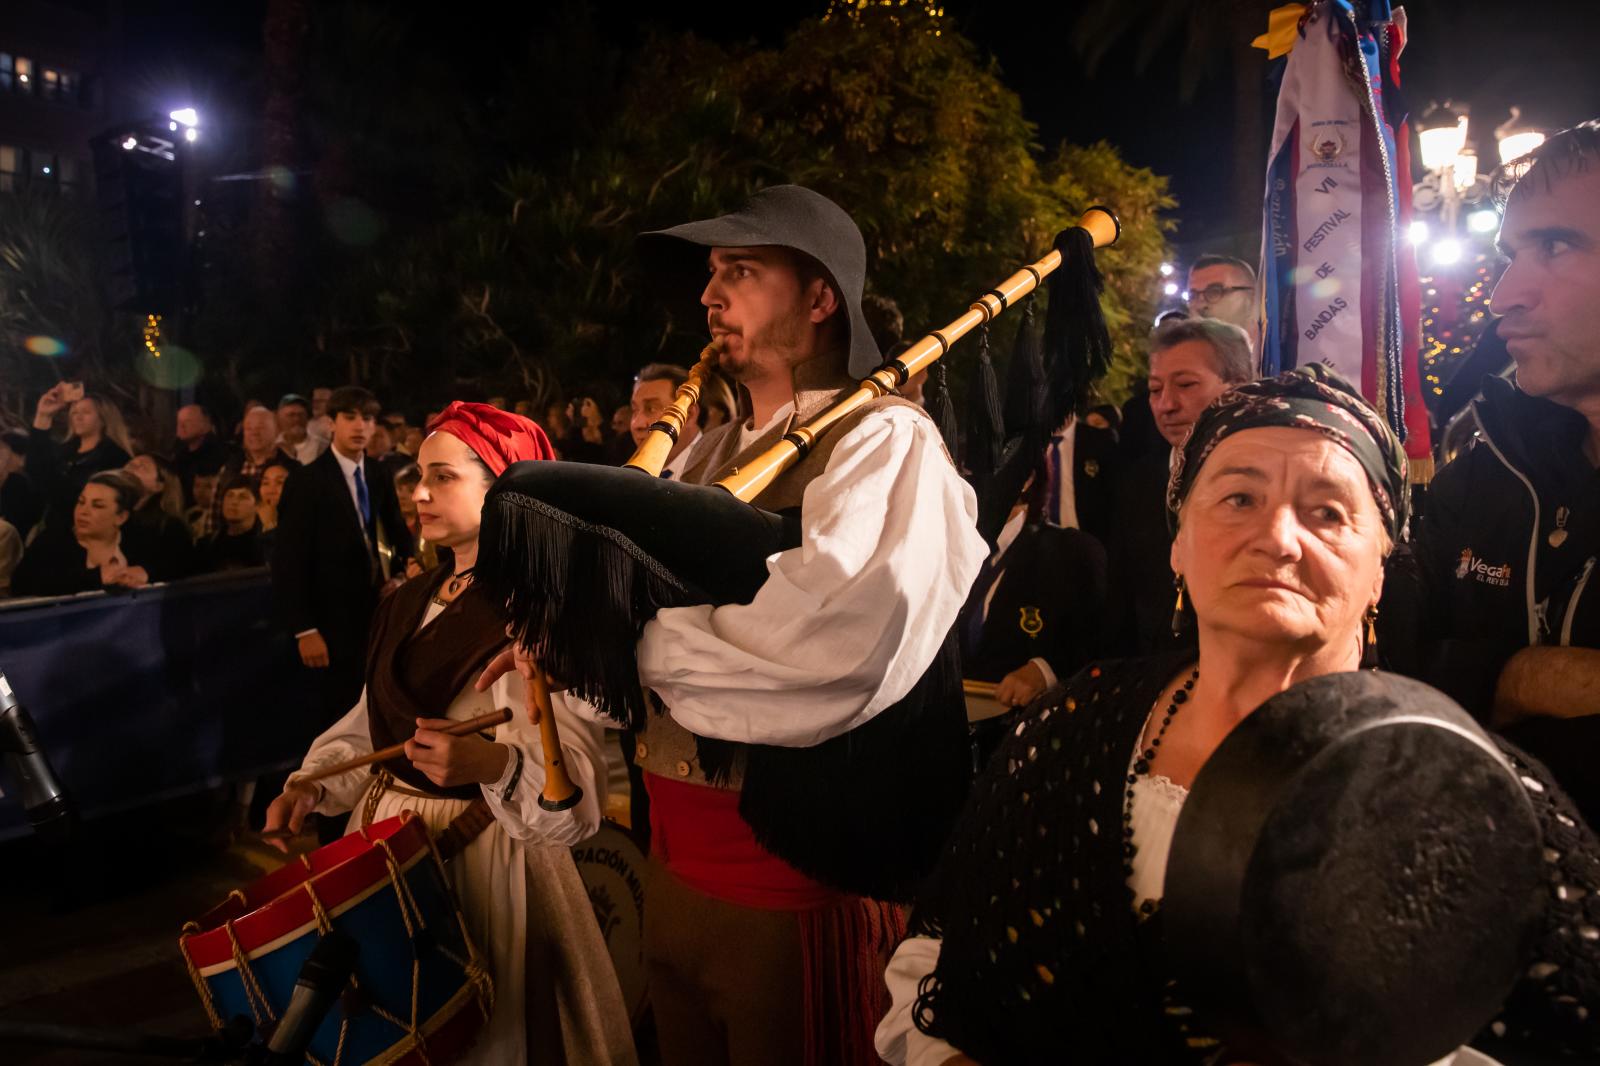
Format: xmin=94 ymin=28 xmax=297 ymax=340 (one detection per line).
xmin=908 ymin=654 xmax=1209 ymax=1064
xmin=906 ymin=654 xmax=1600 ymax=1064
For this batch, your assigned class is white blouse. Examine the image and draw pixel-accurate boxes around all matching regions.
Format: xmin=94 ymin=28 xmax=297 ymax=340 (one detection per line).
xmin=875 ymin=761 xmax=1189 ymax=1066
xmin=875 ymin=748 xmax=1504 ymax=1066
xmin=289 ymin=601 xmax=609 ymax=847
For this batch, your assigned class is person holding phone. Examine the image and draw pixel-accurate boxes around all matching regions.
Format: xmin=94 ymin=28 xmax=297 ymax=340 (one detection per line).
xmin=28 ymin=382 xmax=133 ymax=533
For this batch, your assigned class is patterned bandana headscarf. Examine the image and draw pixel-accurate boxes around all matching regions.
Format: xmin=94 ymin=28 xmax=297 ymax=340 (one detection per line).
xmin=426 ymin=401 xmax=555 ymax=475
xmin=1167 ymin=364 xmax=1409 ymax=541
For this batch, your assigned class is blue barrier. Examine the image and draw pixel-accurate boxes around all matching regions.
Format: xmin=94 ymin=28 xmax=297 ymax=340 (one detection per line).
xmin=0 ymin=571 xmax=328 ymax=841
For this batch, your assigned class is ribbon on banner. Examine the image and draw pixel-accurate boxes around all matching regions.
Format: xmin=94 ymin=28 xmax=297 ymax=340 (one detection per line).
xmin=1252 ymin=4 xmax=1309 ymax=61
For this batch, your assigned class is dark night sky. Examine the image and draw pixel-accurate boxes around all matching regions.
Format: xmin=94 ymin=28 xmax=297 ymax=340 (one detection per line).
xmin=120 ymin=0 xmax=1600 ymax=251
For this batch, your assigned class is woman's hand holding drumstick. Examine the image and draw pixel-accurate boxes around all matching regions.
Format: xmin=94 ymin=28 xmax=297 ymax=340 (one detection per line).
xmin=476 ymin=640 xmax=583 ymax=812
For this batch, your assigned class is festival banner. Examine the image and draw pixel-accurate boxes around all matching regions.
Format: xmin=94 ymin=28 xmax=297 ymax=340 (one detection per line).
xmin=1257 ymin=1 xmax=1432 ymax=468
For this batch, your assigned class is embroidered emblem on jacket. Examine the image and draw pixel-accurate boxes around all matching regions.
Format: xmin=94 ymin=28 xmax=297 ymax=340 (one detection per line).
xmin=1019 ymin=606 xmax=1044 ymax=637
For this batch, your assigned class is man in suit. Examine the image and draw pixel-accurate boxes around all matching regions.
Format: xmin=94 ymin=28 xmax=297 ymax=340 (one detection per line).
xmin=272 ymin=385 xmax=412 ymax=732
xmin=1038 ymin=413 xmax=1120 ymax=543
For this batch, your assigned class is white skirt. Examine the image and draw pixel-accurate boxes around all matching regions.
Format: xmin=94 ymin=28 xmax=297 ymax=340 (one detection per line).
xmin=351 ymin=784 xmax=638 ymax=1066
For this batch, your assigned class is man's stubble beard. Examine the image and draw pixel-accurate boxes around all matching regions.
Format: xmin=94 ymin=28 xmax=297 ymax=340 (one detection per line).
xmin=717 ymin=312 xmax=811 ymax=384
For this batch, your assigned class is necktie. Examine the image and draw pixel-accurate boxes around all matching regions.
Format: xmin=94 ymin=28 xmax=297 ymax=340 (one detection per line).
xmin=353 ymin=464 xmax=373 ymax=530
xmin=1046 ymin=435 xmax=1063 ymax=528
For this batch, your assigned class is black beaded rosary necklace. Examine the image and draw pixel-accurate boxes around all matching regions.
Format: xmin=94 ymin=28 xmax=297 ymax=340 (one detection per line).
xmin=1122 ymin=667 xmax=1199 ymax=911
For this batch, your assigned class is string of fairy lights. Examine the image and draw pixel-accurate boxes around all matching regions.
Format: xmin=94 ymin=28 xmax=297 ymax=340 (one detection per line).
xmin=823 ymin=0 xmax=945 ymax=31
xmin=1418 ymin=252 xmax=1496 ymax=403
xmin=142 ymin=313 xmax=163 ymax=359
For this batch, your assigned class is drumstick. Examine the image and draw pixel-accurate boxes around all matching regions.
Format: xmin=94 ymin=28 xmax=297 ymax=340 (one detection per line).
xmin=963 ymin=679 xmax=998 ymax=698
xmin=525 ymin=665 xmax=583 ymax=812
xmin=299 ymin=708 xmax=513 ymax=783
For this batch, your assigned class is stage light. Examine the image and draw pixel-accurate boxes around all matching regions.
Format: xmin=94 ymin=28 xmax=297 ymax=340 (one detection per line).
xmin=184 ymin=127 xmax=198 ymax=143
xmin=1432 ymin=239 xmax=1464 ymax=266
xmin=1163 ymin=282 xmax=1179 ymax=296
xmin=1409 ymin=220 xmax=1430 ymax=245
xmin=121 ymin=135 xmax=137 ymax=151
xmin=169 ymin=107 xmax=199 ymax=128
xmin=1159 ymin=262 xmax=1175 ymax=277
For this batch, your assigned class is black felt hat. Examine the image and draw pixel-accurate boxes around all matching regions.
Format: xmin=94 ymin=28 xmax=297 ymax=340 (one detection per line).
xmin=638 ymin=185 xmax=882 ymax=378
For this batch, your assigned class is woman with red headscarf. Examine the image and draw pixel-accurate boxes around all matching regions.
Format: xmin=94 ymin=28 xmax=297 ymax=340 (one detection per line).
xmin=263 ymin=402 xmax=637 ymax=1065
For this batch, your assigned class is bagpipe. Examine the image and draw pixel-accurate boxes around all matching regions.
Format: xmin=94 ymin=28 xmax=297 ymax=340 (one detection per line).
xmin=474 ymin=207 xmax=1120 ymax=901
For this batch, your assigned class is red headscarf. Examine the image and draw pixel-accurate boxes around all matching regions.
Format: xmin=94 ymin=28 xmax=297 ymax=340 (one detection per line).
xmin=425 ymin=401 xmax=555 ymax=475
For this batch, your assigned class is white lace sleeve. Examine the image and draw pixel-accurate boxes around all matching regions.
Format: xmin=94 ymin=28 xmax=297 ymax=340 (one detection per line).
xmin=876 ymin=935 xmax=964 ymax=1066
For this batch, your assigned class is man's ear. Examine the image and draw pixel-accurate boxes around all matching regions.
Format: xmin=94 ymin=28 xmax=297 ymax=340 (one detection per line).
xmin=807 ymin=278 xmax=840 ymax=325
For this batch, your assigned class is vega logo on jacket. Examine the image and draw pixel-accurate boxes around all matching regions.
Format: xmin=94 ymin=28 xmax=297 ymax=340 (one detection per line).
xmin=1455 ymin=548 xmax=1514 ymax=588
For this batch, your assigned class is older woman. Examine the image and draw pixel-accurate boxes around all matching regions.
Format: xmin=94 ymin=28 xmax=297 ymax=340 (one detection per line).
xmin=262 ymin=402 xmax=636 ymax=1066
xmin=877 ymin=367 xmax=1600 ymax=1065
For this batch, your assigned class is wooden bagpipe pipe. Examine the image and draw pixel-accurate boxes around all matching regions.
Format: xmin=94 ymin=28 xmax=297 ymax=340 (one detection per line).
xmin=474 ymin=206 xmax=1120 ymax=900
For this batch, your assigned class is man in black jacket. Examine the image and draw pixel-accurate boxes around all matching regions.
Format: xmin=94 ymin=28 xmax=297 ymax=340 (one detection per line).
xmin=1106 ymin=317 xmax=1255 ymax=656
xmin=1404 ymin=120 xmax=1600 ymax=823
xmin=271 ymin=385 xmax=412 ymax=728
xmin=170 ymin=404 xmax=227 ymax=506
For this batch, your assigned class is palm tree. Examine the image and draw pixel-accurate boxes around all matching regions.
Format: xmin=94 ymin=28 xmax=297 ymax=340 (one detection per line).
xmin=0 ymin=191 xmax=120 ymax=419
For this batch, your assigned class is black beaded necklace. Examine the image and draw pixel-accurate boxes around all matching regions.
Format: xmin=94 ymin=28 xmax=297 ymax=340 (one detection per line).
xmin=1122 ymin=667 xmax=1199 ymax=913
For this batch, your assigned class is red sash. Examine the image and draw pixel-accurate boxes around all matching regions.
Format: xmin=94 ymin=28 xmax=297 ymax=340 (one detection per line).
xmin=644 ymin=771 xmax=843 ymax=911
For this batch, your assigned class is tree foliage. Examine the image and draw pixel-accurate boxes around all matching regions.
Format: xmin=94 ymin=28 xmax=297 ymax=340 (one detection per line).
xmin=3 ymin=2 xmax=1175 ymax=430
xmin=302 ymin=3 xmax=1173 ymax=411
xmin=0 ymin=191 xmax=126 ymax=423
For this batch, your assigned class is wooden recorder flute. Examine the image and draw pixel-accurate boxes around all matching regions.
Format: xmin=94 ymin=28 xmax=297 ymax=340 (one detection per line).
xmin=525 ymin=664 xmax=583 ymax=812
xmin=623 ymin=338 xmax=721 ymax=476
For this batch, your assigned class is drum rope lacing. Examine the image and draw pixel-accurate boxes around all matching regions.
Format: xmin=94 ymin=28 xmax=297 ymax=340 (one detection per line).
xmin=177 ymin=810 xmax=494 ymax=1065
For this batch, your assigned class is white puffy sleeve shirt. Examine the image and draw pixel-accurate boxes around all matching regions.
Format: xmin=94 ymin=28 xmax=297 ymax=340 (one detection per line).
xmin=287 ymin=603 xmax=608 ymax=847
xmin=635 ymin=405 xmax=987 ymax=747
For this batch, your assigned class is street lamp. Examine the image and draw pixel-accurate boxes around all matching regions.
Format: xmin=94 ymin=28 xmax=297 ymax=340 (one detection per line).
xmin=1417 ymin=102 xmax=1468 ymax=174
xmin=1451 ymin=148 xmax=1478 ymax=193
xmin=1495 ymin=106 xmax=1546 ymax=165
xmin=1413 ymin=101 xmax=1493 ymax=239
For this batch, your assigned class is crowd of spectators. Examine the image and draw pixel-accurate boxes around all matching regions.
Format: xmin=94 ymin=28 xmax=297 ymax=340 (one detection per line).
xmin=0 ymin=376 xmax=728 ymax=599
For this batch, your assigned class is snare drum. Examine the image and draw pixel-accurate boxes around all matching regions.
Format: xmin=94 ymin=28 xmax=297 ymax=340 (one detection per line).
xmin=570 ymin=821 xmax=649 ymax=1026
xmin=179 ymin=812 xmax=493 ymax=1065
